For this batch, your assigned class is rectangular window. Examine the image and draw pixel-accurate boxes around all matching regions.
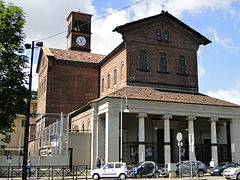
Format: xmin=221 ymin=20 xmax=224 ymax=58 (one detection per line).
xmin=163 ymin=30 xmax=169 ymax=42
xmin=156 ymin=29 xmax=161 ymax=41
xmin=22 ymin=119 xmax=26 ymax=127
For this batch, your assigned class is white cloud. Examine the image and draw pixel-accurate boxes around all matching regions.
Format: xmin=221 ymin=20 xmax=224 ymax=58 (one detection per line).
xmin=207 ymin=89 xmax=240 ymax=105
xmin=207 ymin=27 xmax=240 ymax=52
xmin=4 ymin=0 xmax=240 ymax=91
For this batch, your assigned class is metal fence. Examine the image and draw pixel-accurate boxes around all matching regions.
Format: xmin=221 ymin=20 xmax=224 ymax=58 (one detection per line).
xmin=0 ymin=165 xmax=89 ymax=179
xmin=36 ymin=113 xmax=69 ymax=156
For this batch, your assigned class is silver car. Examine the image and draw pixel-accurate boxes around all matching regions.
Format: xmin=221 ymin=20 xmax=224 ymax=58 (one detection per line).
xmin=176 ymin=160 xmax=207 ymax=177
xmin=223 ymin=166 xmax=240 ymax=179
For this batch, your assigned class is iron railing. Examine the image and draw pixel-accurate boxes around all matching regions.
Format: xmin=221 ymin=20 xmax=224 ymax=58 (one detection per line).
xmin=0 ymin=165 xmax=89 ymax=180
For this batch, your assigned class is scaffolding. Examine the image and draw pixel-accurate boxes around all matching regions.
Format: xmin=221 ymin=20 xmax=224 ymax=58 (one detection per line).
xmin=36 ymin=113 xmax=69 ymax=156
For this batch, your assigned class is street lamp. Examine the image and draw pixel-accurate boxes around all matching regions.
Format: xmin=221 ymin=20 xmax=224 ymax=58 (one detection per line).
xmin=120 ymin=95 xmax=129 ymax=162
xmin=22 ymin=41 xmax=43 ymax=180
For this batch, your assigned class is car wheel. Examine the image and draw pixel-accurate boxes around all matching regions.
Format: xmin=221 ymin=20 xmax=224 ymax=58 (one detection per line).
xmin=237 ymin=173 xmax=240 ymax=180
xmin=197 ymin=170 xmax=204 ymax=177
xmin=93 ymin=174 xmax=100 ymax=180
xmin=136 ymin=173 xmax=141 ymax=178
xmin=119 ymin=173 xmax=126 ymax=180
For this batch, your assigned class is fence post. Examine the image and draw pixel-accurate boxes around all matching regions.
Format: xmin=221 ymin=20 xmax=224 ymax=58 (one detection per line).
xmin=62 ymin=166 xmax=65 ymax=180
xmin=75 ymin=166 xmax=77 ymax=180
xmin=51 ymin=166 xmax=53 ymax=180
xmin=10 ymin=166 xmax=12 ymax=180
xmin=37 ymin=166 xmax=40 ymax=179
xmin=85 ymin=165 xmax=87 ymax=180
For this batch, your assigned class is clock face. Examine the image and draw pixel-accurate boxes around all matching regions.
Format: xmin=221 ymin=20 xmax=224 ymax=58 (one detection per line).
xmin=76 ymin=36 xmax=86 ymax=46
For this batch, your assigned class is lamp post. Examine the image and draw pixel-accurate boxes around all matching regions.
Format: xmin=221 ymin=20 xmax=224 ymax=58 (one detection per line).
xmin=120 ymin=95 xmax=129 ymax=162
xmin=22 ymin=41 xmax=43 ymax=180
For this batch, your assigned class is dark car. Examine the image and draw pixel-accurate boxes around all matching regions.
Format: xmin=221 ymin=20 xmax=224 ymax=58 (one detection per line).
xmin=128 ymin=161 xmax=159 ymax=178
xmin=210 ymin=162 xmax=239 ymax=176
xmin=176 ymin=160 xmax=207 ymax=177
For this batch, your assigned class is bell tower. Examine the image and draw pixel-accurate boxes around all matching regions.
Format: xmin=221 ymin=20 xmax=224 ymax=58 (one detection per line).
xmin=66 ymin=11 xmax=92 ymax=52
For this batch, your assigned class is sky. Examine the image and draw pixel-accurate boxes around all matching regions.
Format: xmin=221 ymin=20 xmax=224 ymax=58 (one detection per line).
xmin=4 ymin=0 xmax=240 ymax=105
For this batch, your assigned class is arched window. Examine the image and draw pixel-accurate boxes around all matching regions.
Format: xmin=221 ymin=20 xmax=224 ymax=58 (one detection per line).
xmin=139 ymin=50 xmax=148 ymax=71
xmin=178 ymin=55 xmax=186 ymax=74
xmin=102 ymin=78 xmax=104 ymax=92
xmin=114 ymin=69 xmax=117 ymax=85
xmin=82 ymin=123 xmax=85 ymax=132
xmin=159 ymin=53 xmax=167 ymax=73
xmin=163 ymin=30 xmax=169 ymax=42
xmin=120 ymin=63 xmax=124 ymax=81
xmin=107 ymin=73 xmax=111 ymax=88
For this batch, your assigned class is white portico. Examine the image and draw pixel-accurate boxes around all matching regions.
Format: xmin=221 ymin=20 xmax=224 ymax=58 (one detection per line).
xmin=88 ymin=86 xmax=240 ymax=169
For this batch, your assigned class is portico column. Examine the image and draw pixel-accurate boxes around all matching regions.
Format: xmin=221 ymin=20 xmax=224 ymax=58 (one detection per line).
xmin=210 ymin=117 xmax=218 ymax=165
xmin=138 ymin=113 xmax=147 ymax=162
xmin=163 ymin=114 xmax=172 ymax=164
xmin=105 ymin=110 xmax=119 ymax=162
xmin=90 ymin=103 xmax=98 ymax=169
xmin=186 ymin=115 xmax=196 ymax=160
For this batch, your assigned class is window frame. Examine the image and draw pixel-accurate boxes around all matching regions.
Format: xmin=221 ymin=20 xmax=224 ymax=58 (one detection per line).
xmin=178 ymin=55 xmax=186 ymax=75
xmin=101 ymin=78 xmax=104 ymax=92
xmin=163 ymin=30 xmax=169 ymax=42
xmin=138 ymin=50 xmax=149 ymax=71
xmin=156 ymin=29 xmax=161 ymax=41
xmin=159 ymin=52 xmax=168 ymax=73
xmin=107 ymin=73 xmax=111 ymax=89
xmin=114 ymin=68 xmax=117 ymax=85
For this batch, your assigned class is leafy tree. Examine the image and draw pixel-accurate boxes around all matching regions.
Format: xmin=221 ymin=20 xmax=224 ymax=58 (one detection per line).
xmin=0 ymin=0 xmax=29 ymax=138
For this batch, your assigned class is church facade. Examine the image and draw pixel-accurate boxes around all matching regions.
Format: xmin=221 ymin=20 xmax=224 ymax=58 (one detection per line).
xmin=37 ymin=10 xmax=240 ymax=168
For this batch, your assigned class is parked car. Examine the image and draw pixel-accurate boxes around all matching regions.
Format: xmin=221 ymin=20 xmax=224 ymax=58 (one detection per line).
xmin=223 ymin=166 xmax=240 ymax=179
xmin=176 ymin=160 xmax=207 ymax=177
xmin=128 ymin=161 xmax=159 ymax=178
xmin=158 ymin=165 xmax=169 ymax=178
xmin=90 ymin=162 xmax=128 ymax=180
xmin=210 ymin=162 xmax=239 ymax=176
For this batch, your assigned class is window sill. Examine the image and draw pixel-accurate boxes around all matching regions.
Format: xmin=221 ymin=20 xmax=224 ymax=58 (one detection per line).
xmin=137 ymin=68 xmax=150 ymax=72
xmin=157 ymin=71 xmax=170 ymax=74
xmin=176 ymin=72 xmax=188 ymax=76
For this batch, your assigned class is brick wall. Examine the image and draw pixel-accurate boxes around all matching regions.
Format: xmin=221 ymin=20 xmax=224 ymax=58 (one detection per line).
xmin=121 ymin=15 xmax=200 ymax=92
xmin=100 ymin=48 xmax=127 ymax=97
xmin=45 ymin=58 xmax=99 ymax=114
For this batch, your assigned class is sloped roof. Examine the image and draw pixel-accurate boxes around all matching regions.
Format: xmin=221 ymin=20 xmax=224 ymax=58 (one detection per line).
xmin=106 ymin=86 xmax=239 ymax=107
xmin=113 ymin=11 xmax=211 ymax=45
xmin=49 ymin=48 xmax=105 ymax=63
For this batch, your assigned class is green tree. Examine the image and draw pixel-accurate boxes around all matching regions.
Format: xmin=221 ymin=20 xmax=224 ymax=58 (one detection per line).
xmin=0 ymin=0 xmax=29 ymax=138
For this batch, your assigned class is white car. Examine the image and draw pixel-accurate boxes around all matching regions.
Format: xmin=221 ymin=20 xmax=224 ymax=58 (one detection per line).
xmin=223 ymin=166 xmax=240 ymax=179
xmin=90 ymin=162 xmax=128 ymax=180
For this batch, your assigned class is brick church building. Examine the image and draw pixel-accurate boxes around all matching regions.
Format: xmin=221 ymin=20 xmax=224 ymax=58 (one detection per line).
xmin=36 ymin=10 xmax=240 ymax=168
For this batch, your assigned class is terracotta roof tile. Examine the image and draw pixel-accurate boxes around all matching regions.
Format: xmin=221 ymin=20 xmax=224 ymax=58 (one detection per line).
xmin=107 ymin=86 xmax=239 ymax=107
xmin=49 ymin=48 xmax=105 ymax=63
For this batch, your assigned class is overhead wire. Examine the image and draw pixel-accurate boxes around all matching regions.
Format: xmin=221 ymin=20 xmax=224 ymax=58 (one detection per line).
xmin=36 ymin=0 xmax=145 ymax=42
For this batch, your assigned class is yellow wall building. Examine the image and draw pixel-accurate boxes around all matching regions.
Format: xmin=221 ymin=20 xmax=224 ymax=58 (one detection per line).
xmin=0 ymin=99 xmax=37 ymax=156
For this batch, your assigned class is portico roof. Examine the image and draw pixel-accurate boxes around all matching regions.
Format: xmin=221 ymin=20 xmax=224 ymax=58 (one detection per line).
xmin=106 ymin=86 xmax=239 ymax=108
